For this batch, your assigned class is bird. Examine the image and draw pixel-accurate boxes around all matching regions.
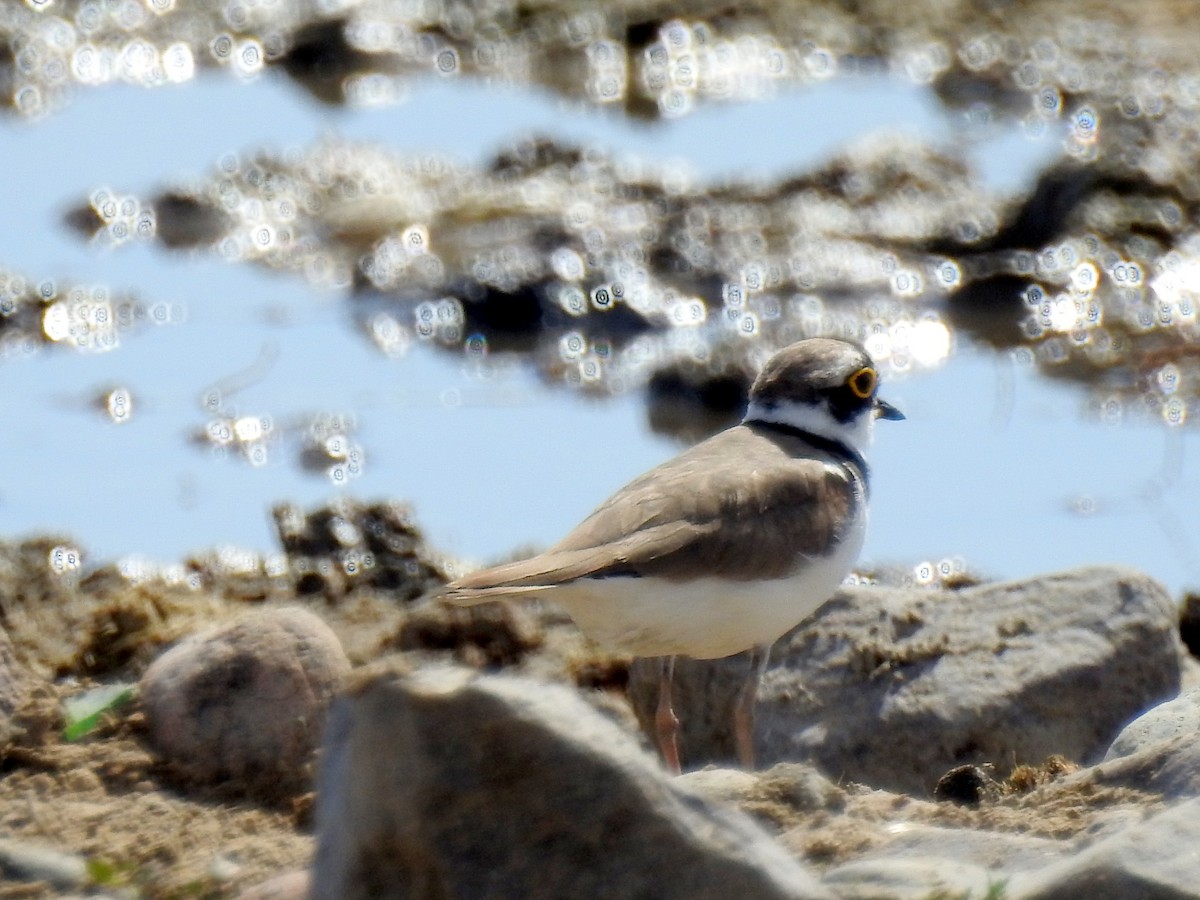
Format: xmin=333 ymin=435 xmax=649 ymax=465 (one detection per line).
xmin=437 ymin=338 xmax=903 ymax=772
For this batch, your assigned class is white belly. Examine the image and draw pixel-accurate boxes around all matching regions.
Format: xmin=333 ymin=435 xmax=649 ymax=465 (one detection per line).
xmin=548 ymin=514 xmax=866 ymax=659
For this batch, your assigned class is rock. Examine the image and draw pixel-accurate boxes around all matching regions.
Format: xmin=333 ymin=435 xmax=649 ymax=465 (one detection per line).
xmin=672 ymin=757 xmax=1188 ymax=899
xmin=272 ymin=498 xmax=448 ymax=601
xmin=1077 ymin=732 xmax=1200 ymax=800
xmin=645 ymin=363 xmax=751 ymax=442
xmin=152 ymin=191 xmax=232 ymax=249
xmin=394 ymin=594 xmax=544 ymax=668
xmin=635 ymin=567 xmax=1181 ymax=793
xmin=235 ymin=869 xmax=310 ymax=900
xmin=139 ymin=606 xmax=349 ymax=799
xmin=311 ymin=660 xmax=832 ymax=900
xmin=764 ymin=566 xmax=1183 ymax=794
xmin=818 ymin=823 xmax=1070 ymax=898
xmin=0 ymin=837 xmax=89 ymax=890
xmin=677 ymin=766 xmax=764 ymax=804
xmin=932 ymin=764 xmax=999 ymax=806
xmin=1104 ymin=686 xmax=1200 ymax=760
xmin=855 ymin=823 xmax=1070 ymax=873
xmin=680 ymin=765 xmax=1080 ymax=887
xmin=1007 ymin=797 xmax=1200 ymax=899
xmin=821 ymin=857 xmax=1001 ymax=900
xmin=678 ymin=762 xmax=847 ymax=834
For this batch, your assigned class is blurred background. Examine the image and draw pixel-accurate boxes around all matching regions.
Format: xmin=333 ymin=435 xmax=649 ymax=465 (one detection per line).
xmin=2 ymin=0 xmax=1200 ymax=596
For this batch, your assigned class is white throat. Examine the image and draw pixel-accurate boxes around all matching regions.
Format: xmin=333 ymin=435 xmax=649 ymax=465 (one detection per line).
xmin=743 ymin=399 xmax=874 ymax=460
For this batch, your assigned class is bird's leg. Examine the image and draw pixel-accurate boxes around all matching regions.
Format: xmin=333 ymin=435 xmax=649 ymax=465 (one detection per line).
xmin=733 ymin=644 xmax=772 ymax=770
xmin=655 ymin=655 xmax=682 ymax=774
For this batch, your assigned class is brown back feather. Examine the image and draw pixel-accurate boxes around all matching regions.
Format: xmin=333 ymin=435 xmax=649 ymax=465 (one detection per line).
xmin=438 ymin=424 xmax=857 ymax=603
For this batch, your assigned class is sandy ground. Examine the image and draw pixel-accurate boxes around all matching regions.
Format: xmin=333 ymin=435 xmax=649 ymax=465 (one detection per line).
xmin=0 ymin=535 xmax=586 ymax=897
xmin=0 ymin=679 xmax=1163 ymax=898
xmin=0 ymin=705 xmax=313 ymax=897
xmin=0 ymin=536 xmax=1176 ymax=898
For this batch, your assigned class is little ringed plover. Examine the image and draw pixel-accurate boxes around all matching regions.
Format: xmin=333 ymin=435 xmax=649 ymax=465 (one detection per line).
xmin=439 ymin=337 xmax=903 ymax=772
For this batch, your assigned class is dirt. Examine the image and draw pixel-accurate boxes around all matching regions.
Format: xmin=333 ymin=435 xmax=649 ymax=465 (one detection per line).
xmin=0 ymin=535 xmax=613 ymax=898
xmin=0 ymin=707 xmax=312 ymax=898
xmin=0 ymin=572 xmax=323 ymax=898
xmin=733 ymin=759 xmax=1165 ymax=869
xmin=0 ymin=536 xmax=1179 ymax=897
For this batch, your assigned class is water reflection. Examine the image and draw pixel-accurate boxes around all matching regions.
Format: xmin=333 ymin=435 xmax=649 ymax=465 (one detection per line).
xmin=4 ymin=0 xmax=1200 ymax=586
xmin=0 ymin=267 xmax=174 ymax=356
xmin=62 ymin=132 xmax=965 ymax=429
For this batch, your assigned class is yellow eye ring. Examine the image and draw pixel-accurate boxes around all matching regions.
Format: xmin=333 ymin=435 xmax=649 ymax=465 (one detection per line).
xmin=848 ymin=367 xmax=877 ymax=400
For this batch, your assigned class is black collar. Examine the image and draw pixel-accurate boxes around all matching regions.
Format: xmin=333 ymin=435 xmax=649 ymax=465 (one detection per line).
xmin=747 ymin=419 xmax=869 ymax=486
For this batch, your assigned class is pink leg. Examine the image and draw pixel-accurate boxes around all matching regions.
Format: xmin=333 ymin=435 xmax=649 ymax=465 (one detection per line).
xmin=655 ymin=655 xmax=681 ymax=774
xmin=733 ymin=645 xmax=771 ymax=770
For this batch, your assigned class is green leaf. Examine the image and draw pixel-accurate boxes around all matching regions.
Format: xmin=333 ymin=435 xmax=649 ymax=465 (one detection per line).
xmin=63 ymin=683 xmax=137 ymax=742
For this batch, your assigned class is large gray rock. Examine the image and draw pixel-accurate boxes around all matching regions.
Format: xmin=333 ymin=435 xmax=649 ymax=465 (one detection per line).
xmin=1008 ymin=797 xmax=1200 ymax=899
xmin=311 ymin=661 xmax=832 ymax=900
xmin=1104 ymin=686 xmax=1200 ymax=760
xmin=631 ymin=567 xmax=1183 ymax=792
xmin=821 ymin=857 xmax=1002 ymax=900
xmin=847 ymin=823 xmax=1070 ymax=874
xmin=820 ymin=823 xmax=1071 ymax=899
xmin=759 ymin=566 xmax=1182 ymax=794
xmin=140 ymin=606 xmax=349 ymax=798
xmin=1075 ymin=731 xmax=1200 ymax=800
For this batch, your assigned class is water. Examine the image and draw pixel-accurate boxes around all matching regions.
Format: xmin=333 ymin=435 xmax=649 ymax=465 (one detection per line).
xmin=4 ymin=69 xmax=1197 ymax=595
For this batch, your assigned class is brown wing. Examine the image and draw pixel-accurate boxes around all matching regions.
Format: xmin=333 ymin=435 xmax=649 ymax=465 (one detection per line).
xmin=438 ymin=425 xmax=857 ymax=604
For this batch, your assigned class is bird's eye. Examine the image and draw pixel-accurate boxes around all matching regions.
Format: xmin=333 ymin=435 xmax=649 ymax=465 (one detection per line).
xmin=847 ymin=367 xmax=877 ymax=400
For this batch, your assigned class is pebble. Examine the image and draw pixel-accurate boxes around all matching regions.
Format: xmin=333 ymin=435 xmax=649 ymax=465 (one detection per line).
xmin=139 ymin=606 xmax=350 ymax=798
xmin=0 ymin=837 xmax=89 ymax=890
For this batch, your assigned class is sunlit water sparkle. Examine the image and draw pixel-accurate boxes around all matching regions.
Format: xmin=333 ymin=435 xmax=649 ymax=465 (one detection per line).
xmin=5 ymin=72 xmax=1200 ymax=596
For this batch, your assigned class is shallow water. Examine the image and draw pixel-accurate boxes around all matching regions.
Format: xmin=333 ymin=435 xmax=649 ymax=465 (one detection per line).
xmin=3 ymin=8 xmax=1200 ymax=596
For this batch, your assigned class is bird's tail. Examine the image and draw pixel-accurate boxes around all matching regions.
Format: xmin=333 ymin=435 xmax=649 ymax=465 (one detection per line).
xmin=437 ymin=583 xmax=554 ymax=606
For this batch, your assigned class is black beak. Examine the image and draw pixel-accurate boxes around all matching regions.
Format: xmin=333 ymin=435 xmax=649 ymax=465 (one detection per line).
xmin=874 ymin=398 xmax=905 ymax=421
